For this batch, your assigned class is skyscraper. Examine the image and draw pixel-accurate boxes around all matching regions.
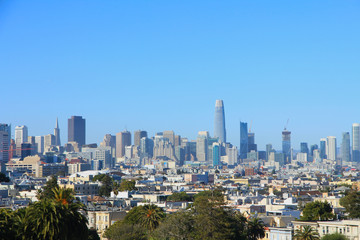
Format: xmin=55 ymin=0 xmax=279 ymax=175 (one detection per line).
xmin=300 ymin=143 xmax=309 ymax=155
xmin=212 ymin=142 xmax=220 ymax=166
xmin=196 ymin=131 xmax=209 ymax=162
xmin=352 ymin=123 xmax=360 ymax=162
xmin=134 ymin=130 xmax=148 ymax=146
xmin=54 ymin=118 xmax=61 ymax=146
xmin=327 ymin=136 xmax=337 ymax=161
xmin=282 ymin=129 xmax=291 ymax=164
xmin=247 ymin=132 xmax=257 ymax=152
xmin=320 ymin=138 xmax=327 ymax=159
xmin=163 ymin=130 xmax=175 ymax=145
xmin=342 ymin=132 xmax=351 ymax=163
xmin=214 ymin=100 xmax=226 ymax=143
xmin=68 ymin=116 xmax=86 ymax=147
xmin=15 ymin=125 xmax=28 ymax=146
xmin=116 ymin=131 xmax=131 ymax=158
xmin=240 ymin=122 xmax=248 ymax=159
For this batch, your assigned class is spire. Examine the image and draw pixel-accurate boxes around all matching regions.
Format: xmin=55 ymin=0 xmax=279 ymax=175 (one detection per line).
xmin=55 ymin=117 xmax=59 ymax=129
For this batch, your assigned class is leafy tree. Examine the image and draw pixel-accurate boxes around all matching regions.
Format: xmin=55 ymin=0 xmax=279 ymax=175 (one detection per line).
xmin=247 ymin=218 xmax=265 ymax=240
xmin=119 ymin=180 xmax=137 ymax=191
xmin=0 ymin=208 xmax=17 ymax=240
xmin=88 ymin=228 xmax=100 ymax=240
xmin=167 ymin=192 xmax=193 ymax=202
xmin=37 ymin=175 xmax=59 ymax=200
xmin=194 ymin=189 xmax=224 ymax=201
xmin=301 ymin=201 xmax=335 ymax=221
xmin=294 ymin=225 xmax=320 ymax=240
xmin=104 ymin=221 xmax=147 ymax=240
xmin=0 ymin=172 xmax=10 ymax=182
xmin=92 ymin=174 xmax=108 ymax=182
xmin=99 ymin=175 xmax=113 ymax=197
xmin=152 ymin=211 xmax=195 ymax=240
xmin=321 ymin=233 xmax=349 ymax=240
xmin=340 ymin=190 xmax=360 ymax=219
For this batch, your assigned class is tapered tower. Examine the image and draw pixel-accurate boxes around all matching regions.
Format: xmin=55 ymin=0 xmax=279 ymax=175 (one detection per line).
xmin=214 ymin=100 xmax=226 ymax=143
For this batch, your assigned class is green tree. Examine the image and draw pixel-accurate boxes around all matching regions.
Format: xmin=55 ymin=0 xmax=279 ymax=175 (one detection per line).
xmin=321 ymin=233 xmax=349 ymax=240
xmin=247 ymin=218 xmax=265 ymax=240
xmin=340 ymin=190 xmax=360 ymax=219
xmin=119 ymin=180 xmax=137 ymax=191
xmin=88 ymin=228 xmax=100 ymax=240
xmin=152 ymin=211 xmax=195 ymax=240
xmin=99 ymin=175 xmax=113 ymax=197
xmin=167 ymin=192 xmax=193 ymax=202
xmin=0 ymin=172 xmax=10 ymax=182
xmin=0 ymin=208 xmax=17 ymax=240
xmin=92 ymin=174 xmax=108 ymax=182
xmin=301 ymin=201 xmax=335 ymax=221
xmin=104 ymin=221 xmax=147 ymax=240
xmin=294 ymin=226 xmax=320 ymax=240
xmin=37 ymin=175 xmax=59 ymax=200
xmin=138 ymin=204 xmax=166 ymax=232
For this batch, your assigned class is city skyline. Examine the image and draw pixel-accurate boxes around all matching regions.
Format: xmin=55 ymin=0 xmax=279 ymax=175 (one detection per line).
xmin=1 ymin=1 xmax=360 ymax=150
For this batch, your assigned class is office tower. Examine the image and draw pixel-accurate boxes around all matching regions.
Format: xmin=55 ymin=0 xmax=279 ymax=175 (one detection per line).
xmin=342 ymin=132 xmax=351 ymax=163
xmin=352 ymin=123 xmax=360 ymax=162
xmin=54 ymin=118 xmax=61 ymax=146
xmin=300 ymin=143 xmax=309 ymax=155
xmin=116 ymin=131 xmax=131 ymax=158
xmin=163 ymin=131 xmax=175 ymax=145
xmin=248 ymin=132 xmax=257 ymax=152
xmin=196 ymin=131 xmax=209 ymax=162
xmin=95 ymin=149 xmax=112 ymax=169
xmin=0 ymin=131 xmax=9 ymax=172
xmin=240 ymin=122 xmax=248 ymax=159
xmin=134 ymin=130 xmax=148 ymax=146
xmin=327 ymin=136 xmax=337 ymax=160
xmin=266 ymin=144 xmax=273 ymax=161
xmin=174 ymin=146 xmax=185 ymax=165
xmin=214 ymin=100 xmax=226 ymax=143
xmin=21 ymin=143 xmax=32 ymax=159
xmin=320 ymin=138 xmax=327 ymax=159
xmin=212 ymin=142 xmax=220 ymax=166
xmin=44 ymin=134 xmax=56 ymax=150
xmin=15 ymin=125 xmax=28 ymax=145
xmin=309 ymin=144 xmax=318 ymax=158
xmin=68 ymin=116 xmax=86 ymax=147
xmin=227 ymin=146 xmax=238 ymax=165
xmin=0 ymin=124 xmax=11 ymax=146
xmin=100 ymin=134 xmax=116 ymax=148
xmin=35 ymin=136 xmax=44 ymax=154
xmin=174 ymin=135 xmax=181 ymax=147
xmin=282 ymin=129 xmax=291 ymax=164
xmin=153 ymin=138 xmax=175 ymax=160
xmin=140 ymin=137 xmax=154 ymax=158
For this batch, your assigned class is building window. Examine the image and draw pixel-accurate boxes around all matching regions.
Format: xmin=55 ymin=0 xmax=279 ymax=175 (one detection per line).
xmin=347 ymin=227 xmax=350 ymax=233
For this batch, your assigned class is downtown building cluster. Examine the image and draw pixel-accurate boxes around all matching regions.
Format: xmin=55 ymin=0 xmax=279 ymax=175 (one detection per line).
xmin=2 ymin=101 xmax=360 ymax=239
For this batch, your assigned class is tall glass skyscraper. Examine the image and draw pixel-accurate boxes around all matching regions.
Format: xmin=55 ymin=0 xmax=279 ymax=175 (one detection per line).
xmin=282 ymin=129 xmax=291 ymax=164
xmin=68 ymin=116 xmax=86 ymax=147
xmin=240 ymin=122 xmax=248 ymax=159
xmin=352 ymin=123 xmax=360 ymax=162
xmin=342 ymin=132 xmax=351 ymax=163
xmin=214 ymin=100 xmax=226 ymax=143
xmin=327 ymin=136 xmax=337 ymax=161
xmin=320 ymin=138 xmax=327 ymax=159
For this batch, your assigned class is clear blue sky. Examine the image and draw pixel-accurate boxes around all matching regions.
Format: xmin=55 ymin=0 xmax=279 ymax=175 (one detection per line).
xmin=1 ymin=1 xmax=360 ymax=150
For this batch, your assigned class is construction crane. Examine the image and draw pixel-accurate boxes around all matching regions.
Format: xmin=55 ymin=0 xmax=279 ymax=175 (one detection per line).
xmin=284 ymin=118 xmax=290 ymax=130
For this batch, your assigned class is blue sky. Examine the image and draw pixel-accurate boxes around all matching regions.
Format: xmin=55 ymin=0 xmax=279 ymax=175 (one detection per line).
xmin=1 ymin=1 xmax=360 ymax=150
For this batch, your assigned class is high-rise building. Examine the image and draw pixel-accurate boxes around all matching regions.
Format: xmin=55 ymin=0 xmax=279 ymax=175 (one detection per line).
xmin=240 ymin=122 xmax=248 ymax=159
xmin=196 ymin=131 xmax=209 ymax=162
xmin=282 ymin=129 xmax=291 ymax=164
xmin=327 ymin=136 xmax=337 ymax=161
xmin=54 ymin=118 xmax=61 ymax=146
xmin=352 ymin=123 xmax=360 ymax=162
xmin=134 ymin=130 xmax=148 ymax=146
xmin=320 ymin=138 xmax=327 ymax=159
xmin=248 ymin=132 xmax=257 ymax=152
xmin=309 ymin=144 xmax=318 ymax=158
xmin=0 ymin=124 xmax=11 ymax=146
xmin=68 ymin=116 xmax=86 ymax=147
xmin=212 ymin=142 xmax=220 ymax=166
xmin=163 ymin=131 xmax=175 ymax=145
xmin=300 ymin=143 xmax=309 ymax=155
xmin=214 ymin=100 xmax=226 ymax=143
xmin=0 ymin=131 xmax=9 ymax=172
xmin=116 ymin=131 xmax=131 ymax=158
xmin=266 ymin=144 xmax=273 ymax=161
xmin=44 ymin=134 xmax=56 ymax=150
xmin=100 ymin=134 xmax=116 ymax=148
xmin=342 ymin=132 xmax=351 ymax=163
xmin=15 ymin=125 xmax=28 ymax=145
xmin=35 ymin=136 xmax=44 ymax=154
xmin=140 ymin=137 xmax=154 ymax=158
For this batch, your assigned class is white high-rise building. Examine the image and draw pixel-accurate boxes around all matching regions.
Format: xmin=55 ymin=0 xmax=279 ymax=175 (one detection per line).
xmin=35 ymin=136 xmax=44 ymax=154
xmin=196 ymin=131 xmax=209 ymax=162
xmin=15 ymin=126 xmax=28 ymax=145
xmin=352 ymin=123 xmax=360 ymax=162
xmin=327 ymin=136 xmax=337 ymax=161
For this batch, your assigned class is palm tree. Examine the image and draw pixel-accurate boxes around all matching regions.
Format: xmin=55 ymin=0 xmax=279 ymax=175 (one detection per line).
xmin=294 ymin=225 xmax=320 ymax=240
xmin=138 ymin=204 xmax=165 ymax=232
xmin=247 ymin=217 xmax=265 ymax=240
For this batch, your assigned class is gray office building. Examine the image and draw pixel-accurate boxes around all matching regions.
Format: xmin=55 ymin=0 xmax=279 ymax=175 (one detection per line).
xmin=116 ymin=131 xmax=131 ymax=158
xmin=214 ymin=100 xmax=226 ymax=143
xmin=240 ymin=122 xmax=248 ymax=159
xmin=134 ymin=130 xmax=148 ymax=146
xmin=352 ymin=123 xmax=360 ymax=162
xmin=68 ymin=116 xmax=86 ymax=147
xmin=342 ymin=132 xmax=351 ymax=163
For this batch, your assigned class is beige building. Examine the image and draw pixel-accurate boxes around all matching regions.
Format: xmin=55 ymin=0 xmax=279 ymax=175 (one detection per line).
xmin=88 ymin=211 xmax=126 ymax=239
xmin=7 ymin=155 xmax=42 ymax=175
xmin=59 ymin=182 xmax=99 ymax=195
